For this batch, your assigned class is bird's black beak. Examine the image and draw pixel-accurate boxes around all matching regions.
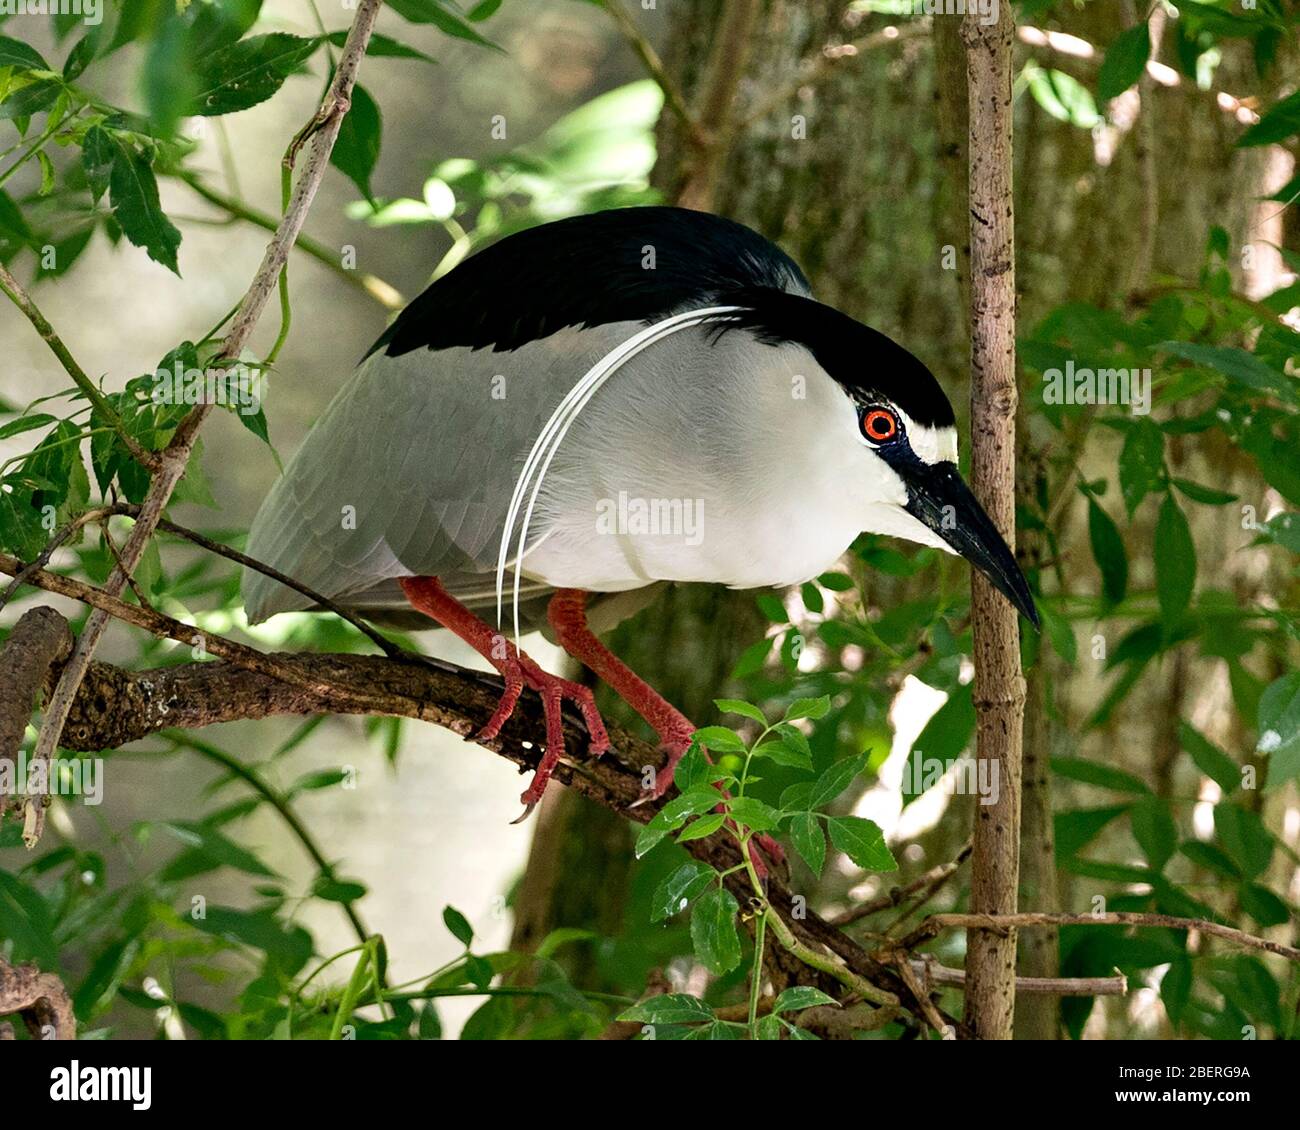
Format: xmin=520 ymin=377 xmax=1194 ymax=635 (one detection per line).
xmin=900 ymin=460 xmax=1039 ymax=629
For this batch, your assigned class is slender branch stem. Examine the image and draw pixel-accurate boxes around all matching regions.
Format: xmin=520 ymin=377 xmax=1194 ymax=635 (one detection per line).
xmin=0 ymin=261 xmax=157 ymax=470
xmin=160 ymin=731 xmax=373 ymax=949
xmin=603 ymin=0 xmax=705 ymax=148
xmin=901 ymin=912 xmax=1300 ymax=964
xmin=20 ymin=0 xmax=386 ymax=848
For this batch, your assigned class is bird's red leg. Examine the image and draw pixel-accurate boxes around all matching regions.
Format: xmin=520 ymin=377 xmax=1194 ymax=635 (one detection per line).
xmin=547 ymin=589 xmax=784 ymax=874
xmin=399 ymin=577 xmax=611 ymax=816
xmin=547 ymin=588 xmax=694 ymax=797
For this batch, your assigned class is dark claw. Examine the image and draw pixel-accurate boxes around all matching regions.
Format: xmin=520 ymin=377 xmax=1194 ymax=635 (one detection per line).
xmin=510 ymin=801 xmax=538 ymax=826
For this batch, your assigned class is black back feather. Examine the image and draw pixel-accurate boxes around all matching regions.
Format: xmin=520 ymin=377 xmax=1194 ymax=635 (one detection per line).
xmin=368 ymin=205 xmax=809 ymax=358
xmin=367 ymin=205 xmax=954 ymax=429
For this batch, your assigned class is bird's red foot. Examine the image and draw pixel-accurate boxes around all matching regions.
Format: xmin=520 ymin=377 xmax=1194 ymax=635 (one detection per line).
xmin=398 ymin=577 xmax=611 ymax=817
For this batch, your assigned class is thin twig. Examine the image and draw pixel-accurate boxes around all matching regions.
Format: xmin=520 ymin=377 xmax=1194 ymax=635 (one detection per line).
xmin=0 ymin=261 xmax=158 ymax=471
xmin=832 ymin=839 xmax=972 ymax=926
xmin=20 ymin=0 xmax=385 ymax=848
xmin=911 ymin=955 xmax=1128 ymax=997
xmin=900 ymin=912 xmax=1300 ymax=964
xmin=603 ymin=0 xmax=705 ymax=148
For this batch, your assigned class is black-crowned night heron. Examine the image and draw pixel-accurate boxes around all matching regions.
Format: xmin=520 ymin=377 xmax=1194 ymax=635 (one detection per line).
xmin=243 ymin=206 xmax=1037 ymax=818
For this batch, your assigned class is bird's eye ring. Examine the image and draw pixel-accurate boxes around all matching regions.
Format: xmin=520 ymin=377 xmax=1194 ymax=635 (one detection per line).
xmin=860 ymin=407 xmax=899 ymax=444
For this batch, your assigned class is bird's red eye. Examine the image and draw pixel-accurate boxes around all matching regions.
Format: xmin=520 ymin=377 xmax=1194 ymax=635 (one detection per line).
xmin=860 ymin=408 xmax=898 ymax=444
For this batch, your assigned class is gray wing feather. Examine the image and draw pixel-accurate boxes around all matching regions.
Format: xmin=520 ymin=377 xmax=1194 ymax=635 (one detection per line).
xmin=243 ymin=321 xmax=641 ymax=622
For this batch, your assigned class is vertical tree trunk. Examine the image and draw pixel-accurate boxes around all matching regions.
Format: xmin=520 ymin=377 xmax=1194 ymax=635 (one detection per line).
xmin=961 ymin=7 xmax=1026 ymax=1041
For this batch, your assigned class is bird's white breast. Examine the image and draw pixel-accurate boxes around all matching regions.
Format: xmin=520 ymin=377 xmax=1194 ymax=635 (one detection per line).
xmin=520 ymin=326 xmax=888 ymax=592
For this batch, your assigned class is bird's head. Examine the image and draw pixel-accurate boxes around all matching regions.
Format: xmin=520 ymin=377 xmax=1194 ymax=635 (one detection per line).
xmin=727 ymin=288 xmax=1039 ymax=628
xmin=845 ymin=393 xmax=1038 ymax=629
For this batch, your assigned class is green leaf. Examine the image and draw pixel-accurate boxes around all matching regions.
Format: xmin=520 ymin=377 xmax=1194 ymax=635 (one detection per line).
xmin=1161 ymin=956 xmax=1192 ymax=1026
xmin=690 ymin=887 xmax=741 ymax=974
xmin=326 ymin=31 xmax=438 ymax=64
xmin=713 ymin=698 xmax=766 ymax=724
xmin=331 ymin=82 xmax=382 ymax=200
xmin=826 ymin=816 xmax=896 ymax=871
xmin=1257 ymin=671 xmax=1300 ymax=788
xmin=635 ymin=789 xmax=719 ymax=856
xmin=160 ymin=820 xmax=278 ymax=879
xmin=385 ymin=0 xmax=503 ymax=50
xmin=0 ymin=77 xmax=62 ymax=120
xmin=106 ymin=135 xmax=182 ymax=273
xmin=1096 ymin=23 xmax=1151 ymax=100
xmin=81 ymin=124 xmax=113 ymax=203
xmin=1172 ymin=478 xmax=1237 ymax=505
xmin=1179 ymin=839 xmax=1241 ymax=878
xmin=691 ymin=725 xmax=746 ymax=753
xmin=192 ymin=33 xmax=321 ymax=116
xmin=0 ymin=34 xmax=50 ymax=71
xmin=675 ymin=812 xmax=725 ymax=843
xmin=442 ymin=905 xmax=473 ymax=946
xmin=772 ymin=986 xmax=838 ymax=1015
xmin=1154 ymin=493 xmax=1196 ymax=626
xmin=1129 ymin=797 xmax=1177 ymax=871
xmin=800 ymin=580 xmax=824 ymax=614
xmin=809 ymin=751 xmax=868 ymax=810
xmin=750 ymin=738 xmax=813 ymax=772
xmin=1258 ymin=512 xmax=1300 ymax=553
xmin=1178 ymin=722 xmax=1239 ymax=794
xmin=903 ymin=683 xmax=976 ymax=803
xmin=1238 ymin=883 xmax=1289 ymax=928
xmin=1238 ymin=88 xmax=1300 ymax=147
xmin=0 ymin=412 xmax=56 ymax=441
xmin=790 ymin=811 xmax=825 ymax=877
xmin=783 ymin=695 xmax=831 ymax=722
xmin=726 ymin=796 xmax=782 ymax=832
xmin=818 ymin=571 xmax=854 ymax=591
xmin=1214 ymin=804 xmax=1273 ymax=879
xmin=672 ymin=742 xmax=717 ymax=793
xmin=1118 ymin=419 xmax=1164 ymax=515
xmin=1160 ymin=341 xmax=1299 ymax=407
xmin=312 ymin=876 xmax=367 ymax=903
xmin=617 ymin=994 xmax=713 ymax=1026
xmin=1055 ymin=805 xmax=1129 ymax=859
xmin=62 ymin=34 xmax=96 ymax=82
xmin=192 ymin=906 xmax=313 ymax=974
xmin=730 ymin=636 xmax=773 ymax=678
xmin=1087 ymin=495 xmax=1128 ymax=606
xmin=1051 ymin=756 xmax=1150 ymax=794
xmin=651 ymin=862 xmax=716 ymax=922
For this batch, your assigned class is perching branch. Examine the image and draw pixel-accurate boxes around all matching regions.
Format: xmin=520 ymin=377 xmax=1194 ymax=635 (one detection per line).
xmin=0 ymin=608 xmax=71 ymax=822
xmin=0 ymin=957 xmax=76 ymax=1041
xmin=961 ymin=5 xmax=1026 ymax=1041
xmin=19 ymin=0 xmax=385 ymax=849
xmin=0 ymin=558 xmax=934 ymax=1027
